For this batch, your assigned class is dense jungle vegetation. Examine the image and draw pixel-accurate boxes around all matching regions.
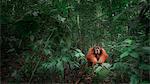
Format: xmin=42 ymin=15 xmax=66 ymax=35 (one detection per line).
xmin=1 ymin=0 xmax=150 ymax=83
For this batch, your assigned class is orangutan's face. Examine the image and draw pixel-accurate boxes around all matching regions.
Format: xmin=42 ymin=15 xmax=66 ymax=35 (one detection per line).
xmin=94 ymin=46 xmax=101 ymax=55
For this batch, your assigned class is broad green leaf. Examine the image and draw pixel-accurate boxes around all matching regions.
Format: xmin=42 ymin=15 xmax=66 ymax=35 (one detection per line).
xmin=142 ymin=47 xmax=150 ymax=54
xmin=111 ymin=62 xmax=129 ymax=72
xmin=43 ymin=60 xmax=57 ymax=69
xmin=79 ymin=53 xmax=85 ymax=57
xmin=139 ymin=64 xmax=150 ymax=71
xmin=75 ymin=49 xmax=82 ymax=53
xmin=102 ymin=63 xmax=112 ymax=69
xmin=75 ymin=53 xmax=80 ymax=58
xmin=74 ymin=49 xmax=85 ymax=58
xmin=129 ymin=52 xmax=139 ymax=59
xmin=120 ymin=51 xmax=130 ymax=58
xmin=95 ymin=66 xmax=102 ymax=73
xmin=142 ymin=47 xmax=150 ymax=51
xmin=61 ymin=48 xmax=68 ymax=52
xmin=95 ymin=67 xmax=110 ymax=79
xmin=61 ymin=56 xmax=70 ymax=62
xmin=124 ymin=39 xmax=133 ymax=45
xmin=130 ymin=75 xmax=139 ymax=84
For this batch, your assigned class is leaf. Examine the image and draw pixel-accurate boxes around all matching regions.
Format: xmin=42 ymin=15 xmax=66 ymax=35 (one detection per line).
xmin=95 ymin=66 xmax=102 ymax=73
xmin=61 ymin=48 xmax=69 ymax=52
xmin=130 ymin=75 xmax=139 ymax=84
xmin=75 ymin=49 xmax=82 ymax=53
xmin=75 ymin=53 xmax=80 ymax=58
xmin=57 ymin=15 xmax=66 ymax=22
xmin=141 ymin=47 xmax=150 ymax=54
xmin=124 ymin=39 xmax=133 ymax=45
xmin=61 ymin=56 xmax=70 ymax=62
xmin=113 ymin=10 xmax=125 ymax=21
xmin=141 ymin=81 xmax=150 ymax=84
xmin=129 ymin=52 xmax=139 ymax=59
xmin=44 ymin=49 xmax=51 ymax=56
xmin=7 ymin=48 xmax=15 ymax=53
xmin=57 ymin=60 xmax=64 ymax=76
xmin=32 ymin=44 xmax=38 ymax=51
xmin=32 ymin=11 xmax=38 ymax=16
xmin=73 ymin=62 xmax=80 ymax=68
xmin=42 ymin=63 xmax=49 ymax=69
xmin=30 ymin=35 xmax=34 ymax=41
xmin=139 ymin=64 xmax=150 ymax=71
xmin=42 ymin=60 xmax=56 ymax=70
xmin=11 ymin=70 xmax=17 ymax=77
xmin=74 ymin=49 xmax=85 ymax=58
xmin=142 ymin=47 xmax=150 ymax=51
xmin=102 ymin=63 xmax=112 ymax=69
xmin=111 ymin=62 xmax=121 ymax=70
xmin=37 ymin=40 xmax=43 ymax=45
xmin=111 ymin=62 xmax=129 ymax=72
xmin=95 ymin=66 xmax=110 ymax=79
xmin=65 ymin=37 xmax=71 ymax=48
xmin=120 ymin=51 xmax=130 ymax=58
xmin=79 ymin=53 xmax=85 ymax=57
xmin=69 ymin=62 xmax=79 ymax=69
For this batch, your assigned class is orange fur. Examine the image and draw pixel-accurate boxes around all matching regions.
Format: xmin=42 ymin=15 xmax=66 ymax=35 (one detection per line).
xmin=86 ymin=47 xmax=108 ymax=65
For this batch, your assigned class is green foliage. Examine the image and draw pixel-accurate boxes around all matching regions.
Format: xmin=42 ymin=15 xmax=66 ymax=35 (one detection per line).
xmin=139 ymin=64 xmax=150 ymax=71
xmin=74 ymin=49 xmax=85 ymax=59
xmin=92 ymin=63 xmax=111 ymax=83
xmin=111 ymin=39 xmax=150 ymax=83
xmin=1 ymin=0 xmax=149 ymax=83
xmin=95 ymin=63 xmax=111 ymax=77
xmin=130 ymin=74 xmax=139 ymax=84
